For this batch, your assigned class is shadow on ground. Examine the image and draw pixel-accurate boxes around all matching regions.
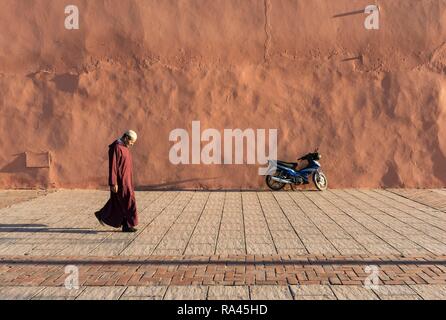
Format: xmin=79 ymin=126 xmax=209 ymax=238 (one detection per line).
xmin=0 ymin=224 xmax=109 ymax=234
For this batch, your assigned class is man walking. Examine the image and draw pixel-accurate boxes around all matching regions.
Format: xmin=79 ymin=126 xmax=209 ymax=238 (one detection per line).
xmin=95 ymin=130 xmax=139 ymax=232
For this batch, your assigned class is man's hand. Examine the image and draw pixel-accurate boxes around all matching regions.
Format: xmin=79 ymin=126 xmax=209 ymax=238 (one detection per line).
xmin=110 ymin=185 xmax=118 ymax=193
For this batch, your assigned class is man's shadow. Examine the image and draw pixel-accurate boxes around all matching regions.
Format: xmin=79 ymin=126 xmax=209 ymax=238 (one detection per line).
xmin=136 ymin=177 xmax=220 ymax=191
xmin=0 ymin=224 xmax=108 ymax=234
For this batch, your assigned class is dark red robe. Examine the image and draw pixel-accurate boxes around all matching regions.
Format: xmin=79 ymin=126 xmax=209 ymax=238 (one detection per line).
xmin=97 ymin=140 xmax=138 ymax=228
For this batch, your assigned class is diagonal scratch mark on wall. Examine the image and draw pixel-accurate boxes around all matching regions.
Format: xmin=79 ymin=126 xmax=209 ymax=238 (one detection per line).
xmin=264 ymin=0 xmax=272 ymax=63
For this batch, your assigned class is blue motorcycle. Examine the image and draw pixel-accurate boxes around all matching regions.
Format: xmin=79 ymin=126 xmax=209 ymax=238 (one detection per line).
xmin=265 ymin=150 xmax=328 ymax=191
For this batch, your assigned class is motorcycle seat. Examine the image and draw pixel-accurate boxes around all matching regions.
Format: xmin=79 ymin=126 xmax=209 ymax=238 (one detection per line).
xmin=277 ymin=161 xmax=298 ymax=169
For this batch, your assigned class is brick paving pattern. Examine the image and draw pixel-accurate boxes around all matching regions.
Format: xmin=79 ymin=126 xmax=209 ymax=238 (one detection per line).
xmin=0 ymin=189 xmax=445 ymax=300
xmin=1 ymin=254 xmax=446 ymax=287
xmin=0 ymin=190 xmax=52 ymax=210
xmin=390 ymin=189 xmax=446 ymax=212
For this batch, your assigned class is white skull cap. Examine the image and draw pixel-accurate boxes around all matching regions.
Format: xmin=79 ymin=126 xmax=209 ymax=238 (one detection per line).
xmin=125 ymin=130 xmax=138 ymax=141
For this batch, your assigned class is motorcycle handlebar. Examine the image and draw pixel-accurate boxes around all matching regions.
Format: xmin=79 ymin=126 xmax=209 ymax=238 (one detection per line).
xmin=298 ymin=152 xmax=321 ymax=161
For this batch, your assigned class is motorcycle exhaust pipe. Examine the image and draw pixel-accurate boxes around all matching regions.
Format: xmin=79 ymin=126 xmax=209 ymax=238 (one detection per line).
xmin=271 ymin=177 xmax=292 ymax=184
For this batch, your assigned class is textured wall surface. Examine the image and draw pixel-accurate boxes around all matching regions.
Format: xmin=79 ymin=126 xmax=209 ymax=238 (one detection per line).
xmin=0 ymin=0 xmax=445 ymax=189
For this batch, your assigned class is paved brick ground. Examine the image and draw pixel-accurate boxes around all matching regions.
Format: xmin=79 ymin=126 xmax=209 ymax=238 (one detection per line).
xmin=0 ymin=189 xmax=445 ymax=300
xmin=1 ymin=254 xmax=446 ymax=287
xmin=390 ymin=189 xmax=446 ymax=212
xmin=0 ymin=190 xmax=51 ymax=210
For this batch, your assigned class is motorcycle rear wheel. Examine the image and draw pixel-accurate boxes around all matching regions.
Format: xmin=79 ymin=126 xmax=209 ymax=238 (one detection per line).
xmin=266 ymin=175 xmax=286 ymax=191
xmin=313 ymin=172 xmax=328 ymax=191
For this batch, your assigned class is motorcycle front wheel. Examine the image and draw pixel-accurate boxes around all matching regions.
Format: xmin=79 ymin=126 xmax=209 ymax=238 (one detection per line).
xmin=266 ymin=175 xmax=286 ymax=191
xmin=313 ymin=172 xmax=328 ymax=191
